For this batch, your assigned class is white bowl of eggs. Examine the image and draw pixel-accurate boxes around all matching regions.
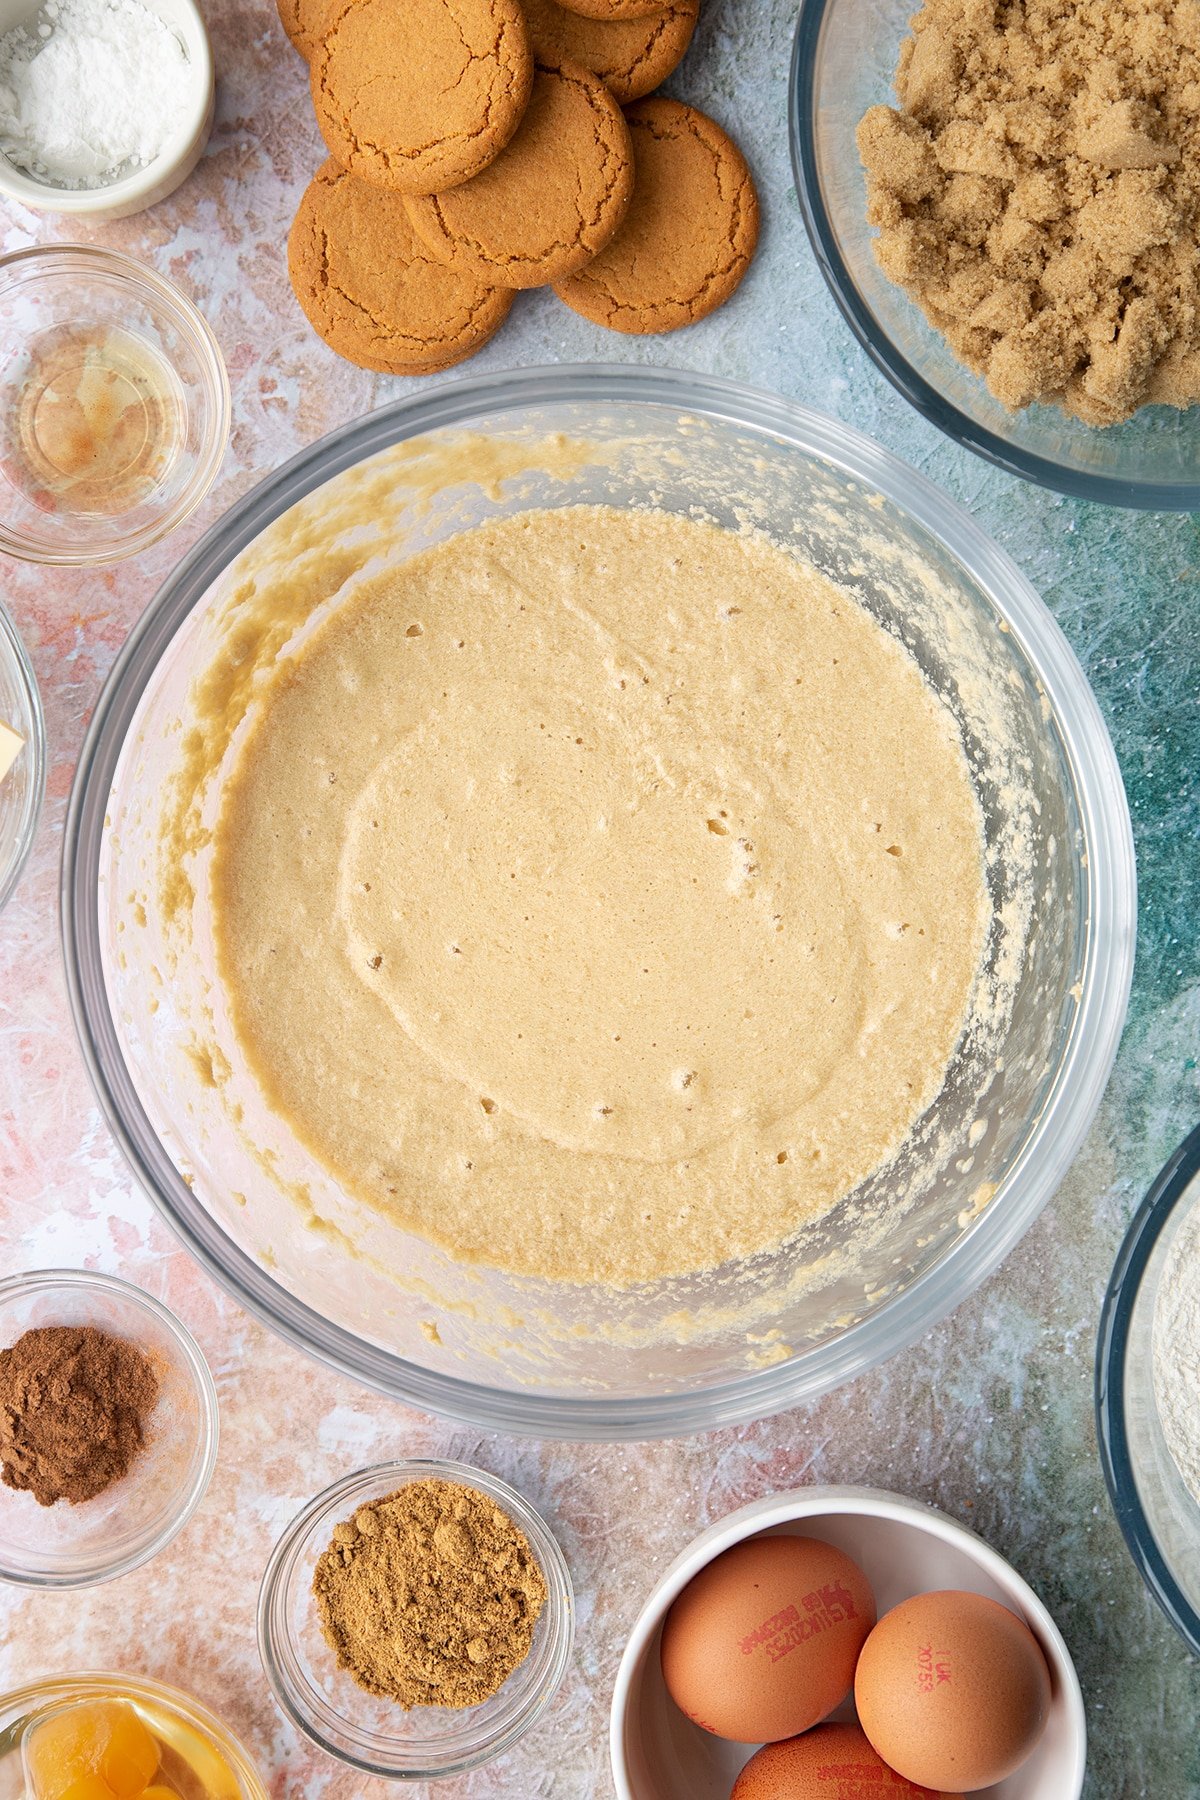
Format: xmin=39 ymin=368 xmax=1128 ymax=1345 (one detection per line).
xmin=610 ymin=1485 xmax=1086 ymax=1800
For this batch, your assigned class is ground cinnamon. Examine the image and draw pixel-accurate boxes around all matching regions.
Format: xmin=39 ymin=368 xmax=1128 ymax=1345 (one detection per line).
xmin=0 ymin=1324 xmax=159 ymax=1506
xmin=313 ymin=1478 xmax=548 ymax=1710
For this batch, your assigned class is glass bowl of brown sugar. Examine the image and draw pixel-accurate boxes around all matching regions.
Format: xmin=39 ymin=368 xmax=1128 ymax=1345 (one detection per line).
xmin=257 ymin=1458 xmax=575 ymax=1780
xmin=0 ymin=1268 xmax=219 ymax=1588
xmin=790 ymin=0 xmax=1200 ymax=507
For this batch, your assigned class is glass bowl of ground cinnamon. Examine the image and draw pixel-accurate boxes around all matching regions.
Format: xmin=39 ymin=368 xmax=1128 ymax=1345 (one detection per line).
xmin=0 ymin=1268 xmax=218 ymax=1587
xmin=257 ymin=1458 xmax=575 ymax=1779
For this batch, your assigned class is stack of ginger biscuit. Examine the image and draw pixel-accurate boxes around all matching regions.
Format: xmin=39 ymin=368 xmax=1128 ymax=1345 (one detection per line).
xmin=283 ymin=0 xmax=759 ymax=372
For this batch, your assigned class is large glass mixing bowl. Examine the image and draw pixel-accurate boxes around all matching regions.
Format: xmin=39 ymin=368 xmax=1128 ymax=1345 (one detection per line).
xmin=62 ymin=366 xmax=1136 ymax=1439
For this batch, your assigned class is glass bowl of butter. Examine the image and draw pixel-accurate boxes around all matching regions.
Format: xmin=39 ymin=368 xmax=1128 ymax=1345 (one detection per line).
xmin=62 ymin=365 xmax=1137 ymax=1439
xmin=0 ymin=595 xmax=44 ymax=910
xmin=0 ymin=244 xmax=229 ymax=566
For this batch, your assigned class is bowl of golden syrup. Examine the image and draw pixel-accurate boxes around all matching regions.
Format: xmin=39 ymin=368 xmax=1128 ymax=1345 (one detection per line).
xmin=0 ymin=1673 xmax=268 ymax=1800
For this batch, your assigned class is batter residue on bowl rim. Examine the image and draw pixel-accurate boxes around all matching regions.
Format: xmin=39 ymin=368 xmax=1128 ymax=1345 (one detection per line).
xmin=205 ymin=501 xmax=990 ymax=1288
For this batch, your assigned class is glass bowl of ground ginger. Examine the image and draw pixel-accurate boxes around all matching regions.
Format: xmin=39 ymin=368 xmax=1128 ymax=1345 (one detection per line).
xmin=0 ymin=1269 xmax=219 ymax=1587
xmin=790 ymin=0 xmax=1200 ymax=508
xmin=257 ymin=1458 xmax=574 ymax=1778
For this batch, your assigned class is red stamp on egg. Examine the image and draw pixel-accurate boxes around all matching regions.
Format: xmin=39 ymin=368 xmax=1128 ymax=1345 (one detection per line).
xmin=740 ymin=1580 xmax=859 ymax=1661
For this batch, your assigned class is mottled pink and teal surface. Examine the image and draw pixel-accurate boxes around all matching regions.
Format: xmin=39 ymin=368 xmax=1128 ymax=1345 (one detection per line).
xmin=1 ymin=0 xmax=1198 ymax=1794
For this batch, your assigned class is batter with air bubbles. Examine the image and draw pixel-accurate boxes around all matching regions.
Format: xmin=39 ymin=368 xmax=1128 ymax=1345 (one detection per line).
xmin=210 ymin=504 xmax=990 ymax=1287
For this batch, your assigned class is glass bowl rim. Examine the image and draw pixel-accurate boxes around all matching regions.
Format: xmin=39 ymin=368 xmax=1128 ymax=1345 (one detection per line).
xmin=0 ymin=242 xmax=231 ymax=567
xmin=787 ymin=5 xmax=1200 ymax=512
xmin=1095 ymin=1121 xmax=1200 ymax=1654
xmin=0 ymin=594 xmax=47 ymax=911
xmin=256 ymin=1456 xmax=575 ymax=1780
xmin=0 ymin=1266 xmax=220 ymax=1588
xmin=0 ymin=1668 xmax=269 ymax=1798
xmin=60 ymin=361 xmax=1137 ymax=1441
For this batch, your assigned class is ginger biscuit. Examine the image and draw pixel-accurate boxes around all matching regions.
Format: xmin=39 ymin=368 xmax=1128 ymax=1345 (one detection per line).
xmin=288 ymin=161 xmax=513 ymax=372
xmin=276 ymin=0 xmax=327 ymax=59
xmin=518 ymin=0 xmax=697 ymax=104
xmin=404 ymin=61 xmax=634 ymax=288
xmin=554 ymin=0 xmax=662 ymax=24
xmin=311 ymin=0 xmax=534 ymax=194
xmin=554 ymin=97 xmax=758 ymax=332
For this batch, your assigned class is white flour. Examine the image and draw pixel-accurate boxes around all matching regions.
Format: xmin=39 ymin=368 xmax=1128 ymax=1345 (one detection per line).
xmin=1152 ymin=1182 xmax=1200 ymax=1505
xmin=0 ymin=0 xmax=192 ymax=188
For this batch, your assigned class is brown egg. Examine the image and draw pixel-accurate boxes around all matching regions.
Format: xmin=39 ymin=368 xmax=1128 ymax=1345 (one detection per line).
xmin=660 ymin=1534 xmax=876 ymax=1743
xmin=854 ymin=1589 xmax=1052 ymax=1791
xmin=730 ymin=1723 xmax=965 ymax=1798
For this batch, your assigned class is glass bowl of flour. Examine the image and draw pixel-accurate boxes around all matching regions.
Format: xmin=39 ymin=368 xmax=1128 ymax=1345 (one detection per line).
xmin=0 ymin=0 xmax=212 ymax=219
xmin=62 ymin=365 xmax=1136 ymax=1439
xmin=1097 ymin=1123 xmax=1200 ymax=1652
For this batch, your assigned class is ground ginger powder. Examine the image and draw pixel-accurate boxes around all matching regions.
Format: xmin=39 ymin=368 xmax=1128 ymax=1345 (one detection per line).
xmin=858 ymin=0 xmax=1200 ymax=423
xmin=312 ymin=1478 xmax=548 ymax=1709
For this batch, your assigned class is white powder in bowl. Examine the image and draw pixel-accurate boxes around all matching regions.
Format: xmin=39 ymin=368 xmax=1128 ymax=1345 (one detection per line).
xmin=1152 ymin=1185 xmax=1200 ymax=1506
xmin=0 ymin=0 xmax=194 ymax=189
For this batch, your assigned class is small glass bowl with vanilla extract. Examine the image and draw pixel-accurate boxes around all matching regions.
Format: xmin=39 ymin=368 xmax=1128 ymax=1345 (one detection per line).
xmin=0 ymin=245 xmax=229 ymax=565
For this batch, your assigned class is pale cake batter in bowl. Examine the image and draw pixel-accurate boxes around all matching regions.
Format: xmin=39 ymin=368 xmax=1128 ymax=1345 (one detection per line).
xmin=64 ymin=368 xmax=1135 ymax=1434
xmin=209 ymin=505 xmax=988 ymax=1287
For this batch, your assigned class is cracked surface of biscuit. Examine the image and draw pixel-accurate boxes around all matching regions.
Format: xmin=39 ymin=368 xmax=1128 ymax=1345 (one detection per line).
xmin=555 ymin=96 xmax=758 ymax=332
xmin=311 ymin=0 xmax=534 ymax=194
xmin=404 ymin=60 xmax=634 ymax=288
xmin=288 ymin=161 xmax=513 ymax=371
xmin=517 ymin=0 xmax=697 ymax=104
xmin=276 ymin=0 xmax=328 ymax=60
xmin=554 ymin=0 xmax=663 ymax=24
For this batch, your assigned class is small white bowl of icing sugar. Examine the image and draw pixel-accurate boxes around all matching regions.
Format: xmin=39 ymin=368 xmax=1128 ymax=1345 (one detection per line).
xmin=0 ymin=0 xmax=213 ymax=219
